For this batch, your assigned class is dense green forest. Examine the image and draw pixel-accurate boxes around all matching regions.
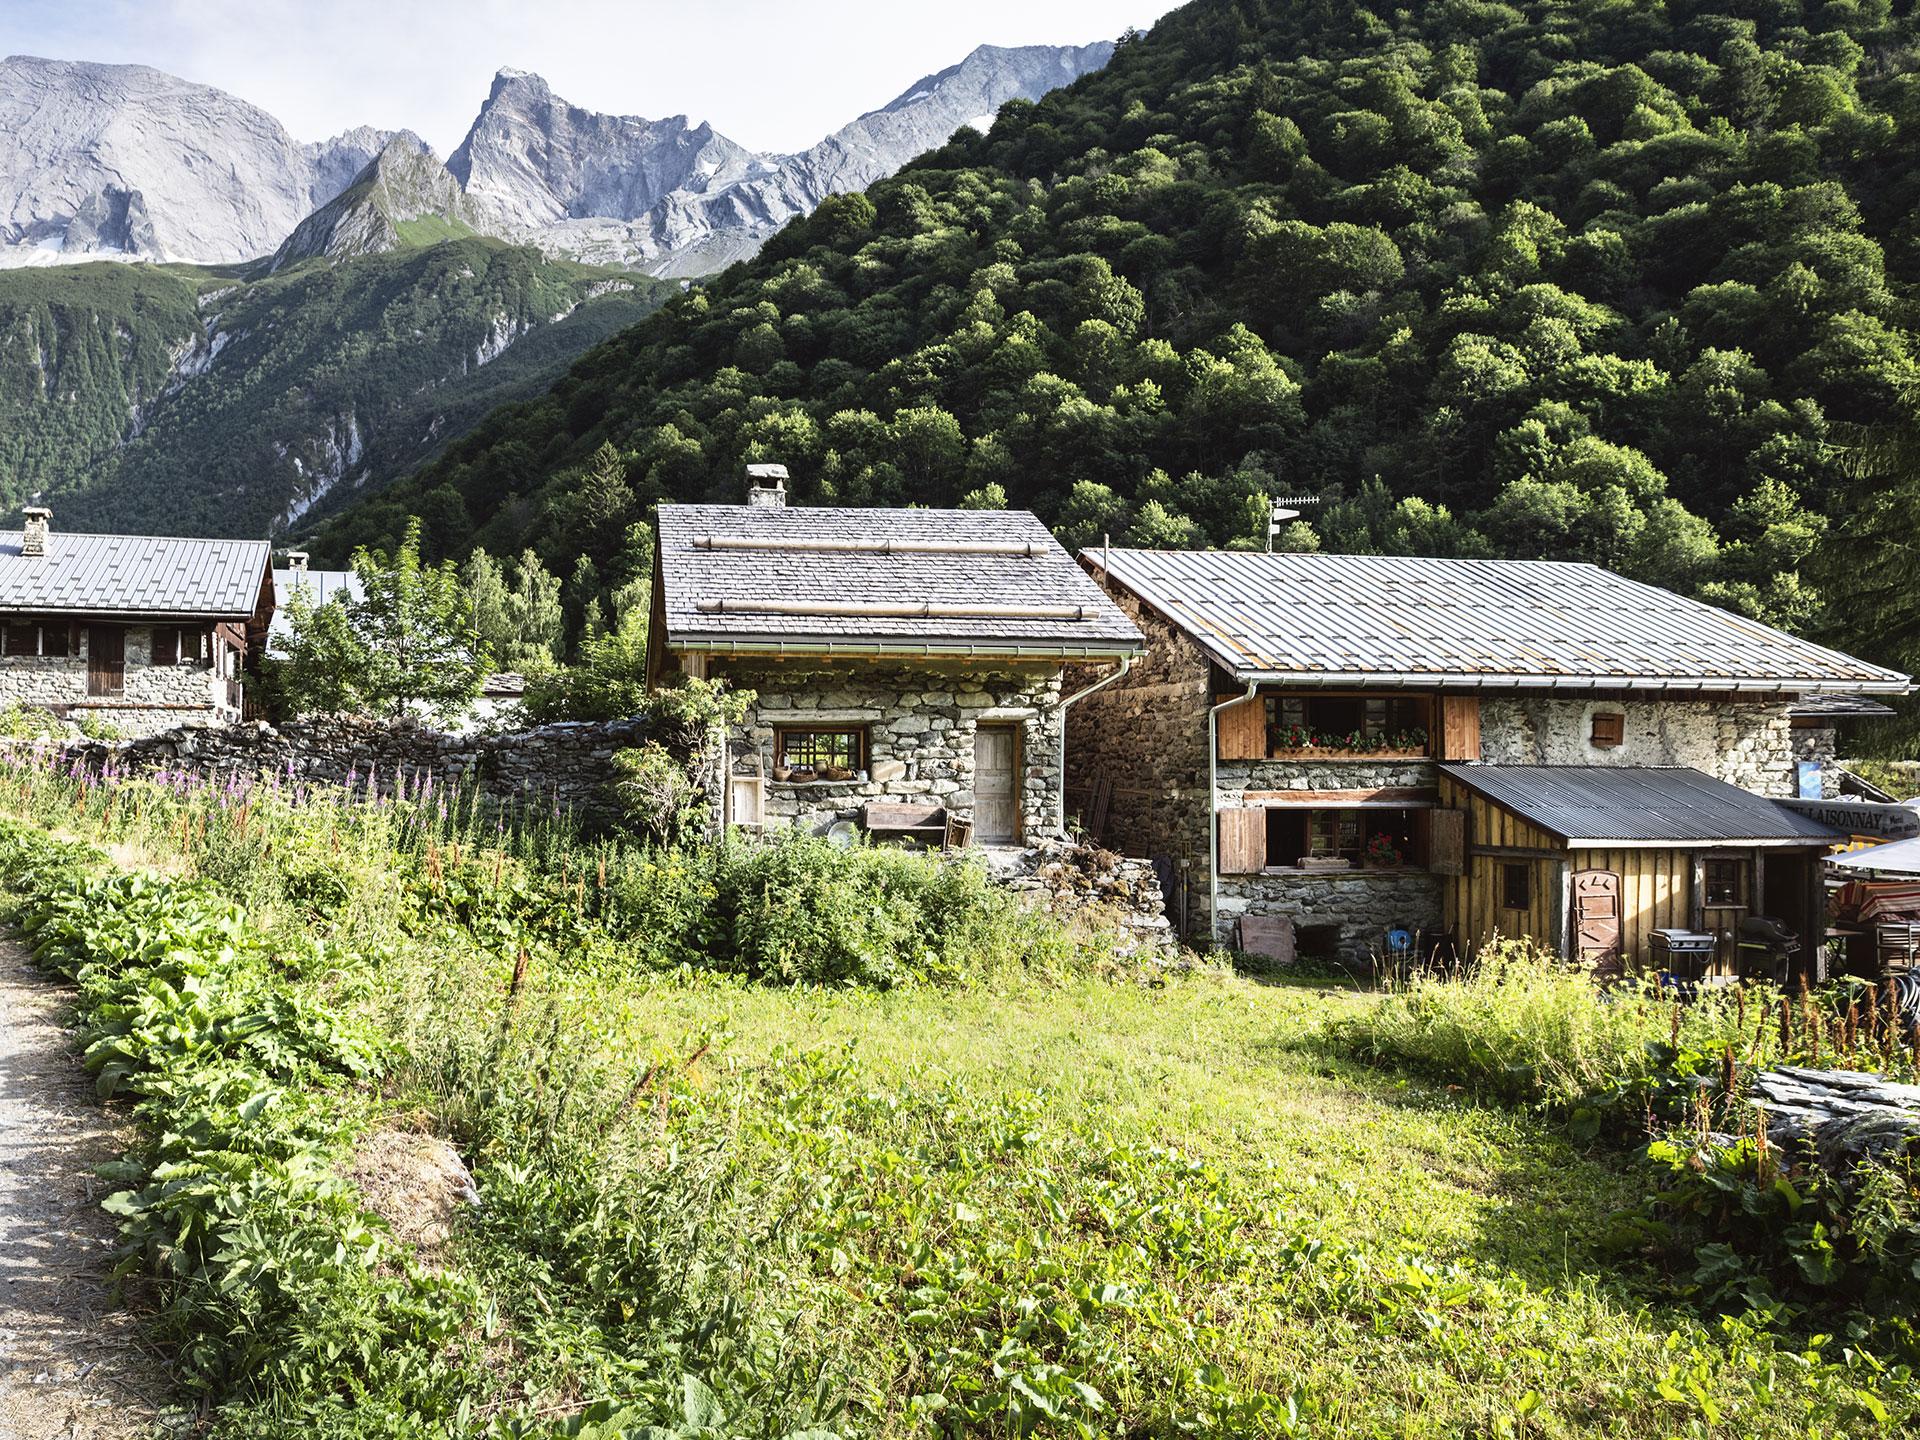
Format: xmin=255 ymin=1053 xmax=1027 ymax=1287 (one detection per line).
xmin=311 ymin=0 xmax=1920 ymax=717
xmin=0 ymin=243 xmax=670 ymax=536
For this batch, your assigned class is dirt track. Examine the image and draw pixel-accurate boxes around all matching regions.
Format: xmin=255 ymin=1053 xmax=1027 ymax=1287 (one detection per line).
xmin=0 ymin=939 xmax=167 ymax=1437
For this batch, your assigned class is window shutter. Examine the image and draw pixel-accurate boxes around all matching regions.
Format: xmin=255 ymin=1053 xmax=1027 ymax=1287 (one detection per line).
xmin=1216 ymin=695 xmax=1267 ymax=760
xmin=1217 ymin=807 xmax=1267 ymax=875
xmin=152 ymin=628 xmax=177 ymax=666
xmin=1428 ymin=808 xmax=1466 ymax=875
xmin=1438 ymin=697 xmax=1481 ymax=761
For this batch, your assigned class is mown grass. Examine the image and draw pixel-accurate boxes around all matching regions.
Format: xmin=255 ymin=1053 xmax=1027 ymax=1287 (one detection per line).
xmin=0 ymin=751 xmax=1911 ymax=1437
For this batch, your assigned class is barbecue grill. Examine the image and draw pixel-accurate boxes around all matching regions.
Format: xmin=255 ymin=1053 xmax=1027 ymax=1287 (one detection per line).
xmin=1737 ymin=914 xmax=1801 ymax=983
xmin=1650 ymin=928 xmax=1716 ymax=982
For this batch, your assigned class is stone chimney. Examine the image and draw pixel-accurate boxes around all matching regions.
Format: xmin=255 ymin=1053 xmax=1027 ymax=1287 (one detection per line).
xmin=745 ymin=463 xmax=788 ymax=508
xmin=20 ymin=506 xmax=50 ymax=558
xmin=286 ymin=550 xmax=309 ymax=579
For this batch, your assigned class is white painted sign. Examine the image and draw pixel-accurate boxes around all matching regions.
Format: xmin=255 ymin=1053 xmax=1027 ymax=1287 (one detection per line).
xmin=1779 ymin=798 xmax=1920 ymax=841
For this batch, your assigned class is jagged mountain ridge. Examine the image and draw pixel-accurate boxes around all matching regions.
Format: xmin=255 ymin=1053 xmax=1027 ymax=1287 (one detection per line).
xmin=0 ymin=44 xmax=1113 ymax=276
xmin=270 ymin=133 xmax=478 ymax=271
xmin=0 ymin=56 xmax=389 ymax=266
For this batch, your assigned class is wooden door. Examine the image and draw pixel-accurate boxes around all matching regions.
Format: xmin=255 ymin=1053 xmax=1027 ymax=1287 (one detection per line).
xmin=1572 ymin=869 xmax=1622 ymax=973
xmin=973 ymin=724 xmax=1021 ymax=844
xmin=87 ymin=624 xmax=124 ymax=698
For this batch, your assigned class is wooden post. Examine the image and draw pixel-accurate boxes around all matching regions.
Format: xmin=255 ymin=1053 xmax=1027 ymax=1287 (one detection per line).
xmin=1690 ymin=853 xmax=1707 ymax=933
xmin=1553 ymin=860 xmax=1573 ymax=960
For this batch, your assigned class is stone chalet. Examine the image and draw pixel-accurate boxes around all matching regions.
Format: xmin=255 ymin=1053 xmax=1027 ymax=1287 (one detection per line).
xmin=647 ymin=476 xmax=1143 ymax=845
xmin=0 ymin=507 xmax=274 ymax=737
xmin=1067 ymin=548 xmax=1911 ymax=970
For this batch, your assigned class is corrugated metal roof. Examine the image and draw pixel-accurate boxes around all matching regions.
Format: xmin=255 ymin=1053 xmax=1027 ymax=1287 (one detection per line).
xmin=658 ymin=505 xmax=1143 ymax=655
xmin=0 ymin=531 xmax=272 ymax=618
xmin=1440 ymin=764 xmax=1846 ymax=844
xmin=1086 ymin=549 xmax=1909 ymax=694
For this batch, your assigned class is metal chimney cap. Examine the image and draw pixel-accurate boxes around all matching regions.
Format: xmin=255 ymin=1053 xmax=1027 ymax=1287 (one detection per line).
xmin=745 ymin=464 xmax=789 ymax=482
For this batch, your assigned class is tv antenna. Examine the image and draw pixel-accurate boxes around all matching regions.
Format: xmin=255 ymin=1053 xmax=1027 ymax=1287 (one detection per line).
xmin=1266 ymin=494 xmax=1321 ymax=551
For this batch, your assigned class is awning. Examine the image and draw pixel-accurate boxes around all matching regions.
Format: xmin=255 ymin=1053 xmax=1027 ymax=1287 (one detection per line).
xmin=1826 ymin=837 xmax=1920 ymax=876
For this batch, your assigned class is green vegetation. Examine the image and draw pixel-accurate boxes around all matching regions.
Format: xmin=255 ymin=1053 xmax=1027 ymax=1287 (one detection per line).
xmin=0 ymin=745 xmax=1916 ymax=1434
xmin=0 ymin=241 xmax=671 ymax=537
xmin=316 ymin=0 xmax=1919 ymax=724
xmin=276 ymin=519 xmax=487 ymax=722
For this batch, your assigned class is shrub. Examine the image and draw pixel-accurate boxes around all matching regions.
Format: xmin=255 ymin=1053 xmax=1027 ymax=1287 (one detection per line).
xmin=609 ymin=742 xmax=704 ymax=843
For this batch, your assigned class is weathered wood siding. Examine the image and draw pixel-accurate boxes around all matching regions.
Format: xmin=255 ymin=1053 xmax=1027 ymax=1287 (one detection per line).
xmin=1437 ymin=774 xmax=1563 ymax=955
xmin=1569 ymin=846 xmax=1700 ymax=969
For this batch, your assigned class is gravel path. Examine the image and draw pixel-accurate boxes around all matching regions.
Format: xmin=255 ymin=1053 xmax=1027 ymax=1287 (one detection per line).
xmin=0 ymin=939 xmax=168 ymax=1437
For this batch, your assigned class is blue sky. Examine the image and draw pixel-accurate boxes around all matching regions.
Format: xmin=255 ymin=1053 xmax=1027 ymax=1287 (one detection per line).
xmin=0 ymin=0 xmax=1178 ymax=155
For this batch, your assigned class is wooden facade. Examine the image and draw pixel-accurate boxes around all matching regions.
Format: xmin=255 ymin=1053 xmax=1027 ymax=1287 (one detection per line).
xmin=1436 ymin=773 xmax=1827 ymax=978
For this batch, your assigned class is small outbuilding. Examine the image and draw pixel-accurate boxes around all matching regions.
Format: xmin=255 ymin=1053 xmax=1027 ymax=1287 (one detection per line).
xmin=1435 ymin=764 xmax=1846 ymax=980
xmin=649 ymin=473 xmax=1143 ymax=845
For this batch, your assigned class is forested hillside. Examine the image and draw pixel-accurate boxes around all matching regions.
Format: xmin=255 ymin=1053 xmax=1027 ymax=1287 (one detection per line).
xmin=313 ymin=0 xmax=1920 ymax=695
xmin=0 ymin=243 xmax=669 ymax=536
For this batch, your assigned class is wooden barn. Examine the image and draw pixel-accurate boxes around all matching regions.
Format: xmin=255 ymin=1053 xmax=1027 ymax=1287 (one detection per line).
xmin=1435 ymin=764 xmax=1846 ymax=980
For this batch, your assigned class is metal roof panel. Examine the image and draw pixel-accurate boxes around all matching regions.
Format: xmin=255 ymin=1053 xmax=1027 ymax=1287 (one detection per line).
xmin=1440 ymin=764 xmax=1846 ymax=843
xmin=0 ymin=531 xmax=272 ymax=618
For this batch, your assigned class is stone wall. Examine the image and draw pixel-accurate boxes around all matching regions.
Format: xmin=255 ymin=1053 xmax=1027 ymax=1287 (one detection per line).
xmin=715 ymin=659 xmax=1065 ymax=841
xmin=1216 ymin=869 xmax=1444 ymax=965
xmin=53 ymin=713 xmax=651 ymax=824
xmin=0 ymin=624 xmax=235 ymax=738
xmin=992 ymin=839 xmax=1176 ymax=957
xmin=1792 ymin=724 xmax=1839 ymax=798
xmin=1478 ymin=697 xmax=1799 ymax=795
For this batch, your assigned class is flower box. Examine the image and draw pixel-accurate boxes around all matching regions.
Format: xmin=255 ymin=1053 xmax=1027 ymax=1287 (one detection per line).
xmin=1265 ymin=748 xmax=1429 ymax=762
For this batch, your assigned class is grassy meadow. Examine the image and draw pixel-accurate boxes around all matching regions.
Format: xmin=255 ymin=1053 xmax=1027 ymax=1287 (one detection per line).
xmin=0 ymin=749 xmax=1911 ymax=1438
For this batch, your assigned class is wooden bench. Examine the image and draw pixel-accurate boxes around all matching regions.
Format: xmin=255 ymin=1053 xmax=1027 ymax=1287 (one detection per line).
xmin=862 ymin=802 xmax=952 ymax=849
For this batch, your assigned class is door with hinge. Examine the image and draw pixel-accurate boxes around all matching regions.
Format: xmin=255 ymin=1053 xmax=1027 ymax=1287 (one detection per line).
xmin=87 ymin=624 xmax=124 ymax=698
xmin=1572 ymin=869 xmax=1622 ymax=973
xmin=972 ymin=723 xmax=1021 ymax=844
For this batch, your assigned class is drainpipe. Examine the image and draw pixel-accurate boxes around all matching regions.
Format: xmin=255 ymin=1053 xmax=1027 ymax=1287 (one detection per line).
xmin=1207 ymin=681 xmax=1259 ymax=947
xmin=1055 ymin=655 xmax=1133 ymax=838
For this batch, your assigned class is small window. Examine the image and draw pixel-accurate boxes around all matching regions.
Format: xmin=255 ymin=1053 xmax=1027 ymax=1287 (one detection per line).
xmin=774 ymin=726 xmax=865 ymax=777
xmin=4 ymin=622 xmax=38 ymax=657
xmin=180 ymin=628 xmax=205 ymax=664
xmin=1590 ymin=712 xmax=1625 ymax=749
xmin=40 ymin=623 xmax=70 ymax=658
xmin=1705 ymin=859 xmax=1742 ymax=908
xmin=151 ymin=628 xmax=177 ymax=666
xmin=1502 ymin=862 xmax=1531 ymax=910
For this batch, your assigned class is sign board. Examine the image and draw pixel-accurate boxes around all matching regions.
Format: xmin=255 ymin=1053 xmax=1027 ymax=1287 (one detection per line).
xmin=1778 ymin=798 xmax=1920 ymax=841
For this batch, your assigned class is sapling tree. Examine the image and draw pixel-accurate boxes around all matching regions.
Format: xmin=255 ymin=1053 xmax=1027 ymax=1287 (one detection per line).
xmin=279 ymin=517 xmax=488 ymax=723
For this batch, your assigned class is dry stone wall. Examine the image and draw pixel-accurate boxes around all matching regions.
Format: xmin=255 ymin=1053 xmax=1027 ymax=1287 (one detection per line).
xmin=50 ymin=714 xmax=651 ymax=824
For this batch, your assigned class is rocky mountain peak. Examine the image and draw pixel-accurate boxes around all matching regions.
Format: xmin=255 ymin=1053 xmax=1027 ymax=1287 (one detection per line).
xmin=269 ymin=132 xmax=472 ymax=271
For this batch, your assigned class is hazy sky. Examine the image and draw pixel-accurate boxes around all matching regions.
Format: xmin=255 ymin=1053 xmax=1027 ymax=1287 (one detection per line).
xmin=0 ymin=1 xmax=1179 ymax=155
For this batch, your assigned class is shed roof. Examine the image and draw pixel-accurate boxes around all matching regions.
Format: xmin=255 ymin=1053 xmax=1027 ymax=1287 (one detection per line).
xmin=0 ymin=531 xmax=273 ymax=619
xmin=1439 ymin=764 xmax=1846 ymax=846
xmin=1786 ymin=693 xmax=1898 ymax=719
xmin=657 ymin=505 xmax=1143 ymax=657
xmin=1085 ymin=549 xmax=1908 ymax=694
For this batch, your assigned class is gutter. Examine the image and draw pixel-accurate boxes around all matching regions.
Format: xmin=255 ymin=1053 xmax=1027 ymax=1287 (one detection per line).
xmin=1206 ymin=680 xmax=1259 ymax=947
xmin=673 ymin=636 xmax=1143 ymax=662
xmin=1053 ymin=654 xmax=1133 ymax=837
xmin=1205 ymin=670 xmax=1913 ymax=696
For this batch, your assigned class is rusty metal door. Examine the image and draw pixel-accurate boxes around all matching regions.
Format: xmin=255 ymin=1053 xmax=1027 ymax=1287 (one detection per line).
xmin=973 ymin=724 xmax=1020 ymax=844
xmin=86 ymin=624 xmax=124 ymax=698
xmin=1572 ymin=869 xmax=1622 ymax=971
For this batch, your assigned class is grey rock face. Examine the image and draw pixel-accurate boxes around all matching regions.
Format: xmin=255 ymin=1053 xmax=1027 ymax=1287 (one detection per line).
xmin=456 ymin=43 xmax=1115 ymax=276
xmin=0 ymin=55 xmax=388 ymax=266
xmin=270 ymin=133 xmax=476 ymax=270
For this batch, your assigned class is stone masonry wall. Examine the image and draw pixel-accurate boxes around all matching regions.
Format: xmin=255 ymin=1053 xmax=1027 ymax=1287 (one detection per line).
xmin=1478 ymin=697 xmax=1799 ymax=795
xmin=716 ymin=659 xmax=1065 ymax=841
xmin=1792 ymin=724 xmax=1839 ymax=798
xmin=0 ymin=625 xmax=232 ymax=738
xmin=48 ymin=714 xmax=651 ymax=824
xmin=1216 ymin=870 xmax=1444 ymax=964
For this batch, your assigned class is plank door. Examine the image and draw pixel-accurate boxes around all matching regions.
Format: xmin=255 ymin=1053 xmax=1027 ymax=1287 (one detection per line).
xmin=87 ymin=624 xmax=124 ymax=698
xmin=973 ymin=723 xmax=1021 ymax=844
xmin=1572 ymin=869 xmax=1622 ymax=973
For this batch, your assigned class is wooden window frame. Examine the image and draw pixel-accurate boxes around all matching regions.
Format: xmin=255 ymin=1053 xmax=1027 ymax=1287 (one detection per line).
xmin=1259 ymin=691 xmax=1435 ymax=759
xmin=1704 ymin=858 xmax=1742 ymax=909
xmin=40 ymin=622 xmax=71 ymax=658
xmin=1260 ymin=805 xmax=1428 ymax=871
xmin=773 ymin=725 xmax=866 ymax=776
xmin=1590 ymin=712 xmax=1625 ymax=749
xmin=151 ymin=627 xmax=178 ymax=667
xmin=1501 ymin=862 xmax=1530 ymax=911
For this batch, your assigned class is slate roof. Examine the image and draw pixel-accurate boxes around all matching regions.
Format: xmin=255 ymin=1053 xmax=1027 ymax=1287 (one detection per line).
xmin=1085 ymin=549 xmax=1910 ymax=694
xmin=656 ymin=505 xmax=1144 ymax=657
xmin=1439 ymin=764 xmax=1846 ymax=845
xmin=0 ymin=531 xmax=272 ymax=619
xmin=1786 ymin=693 xmax=1898 ymax=719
